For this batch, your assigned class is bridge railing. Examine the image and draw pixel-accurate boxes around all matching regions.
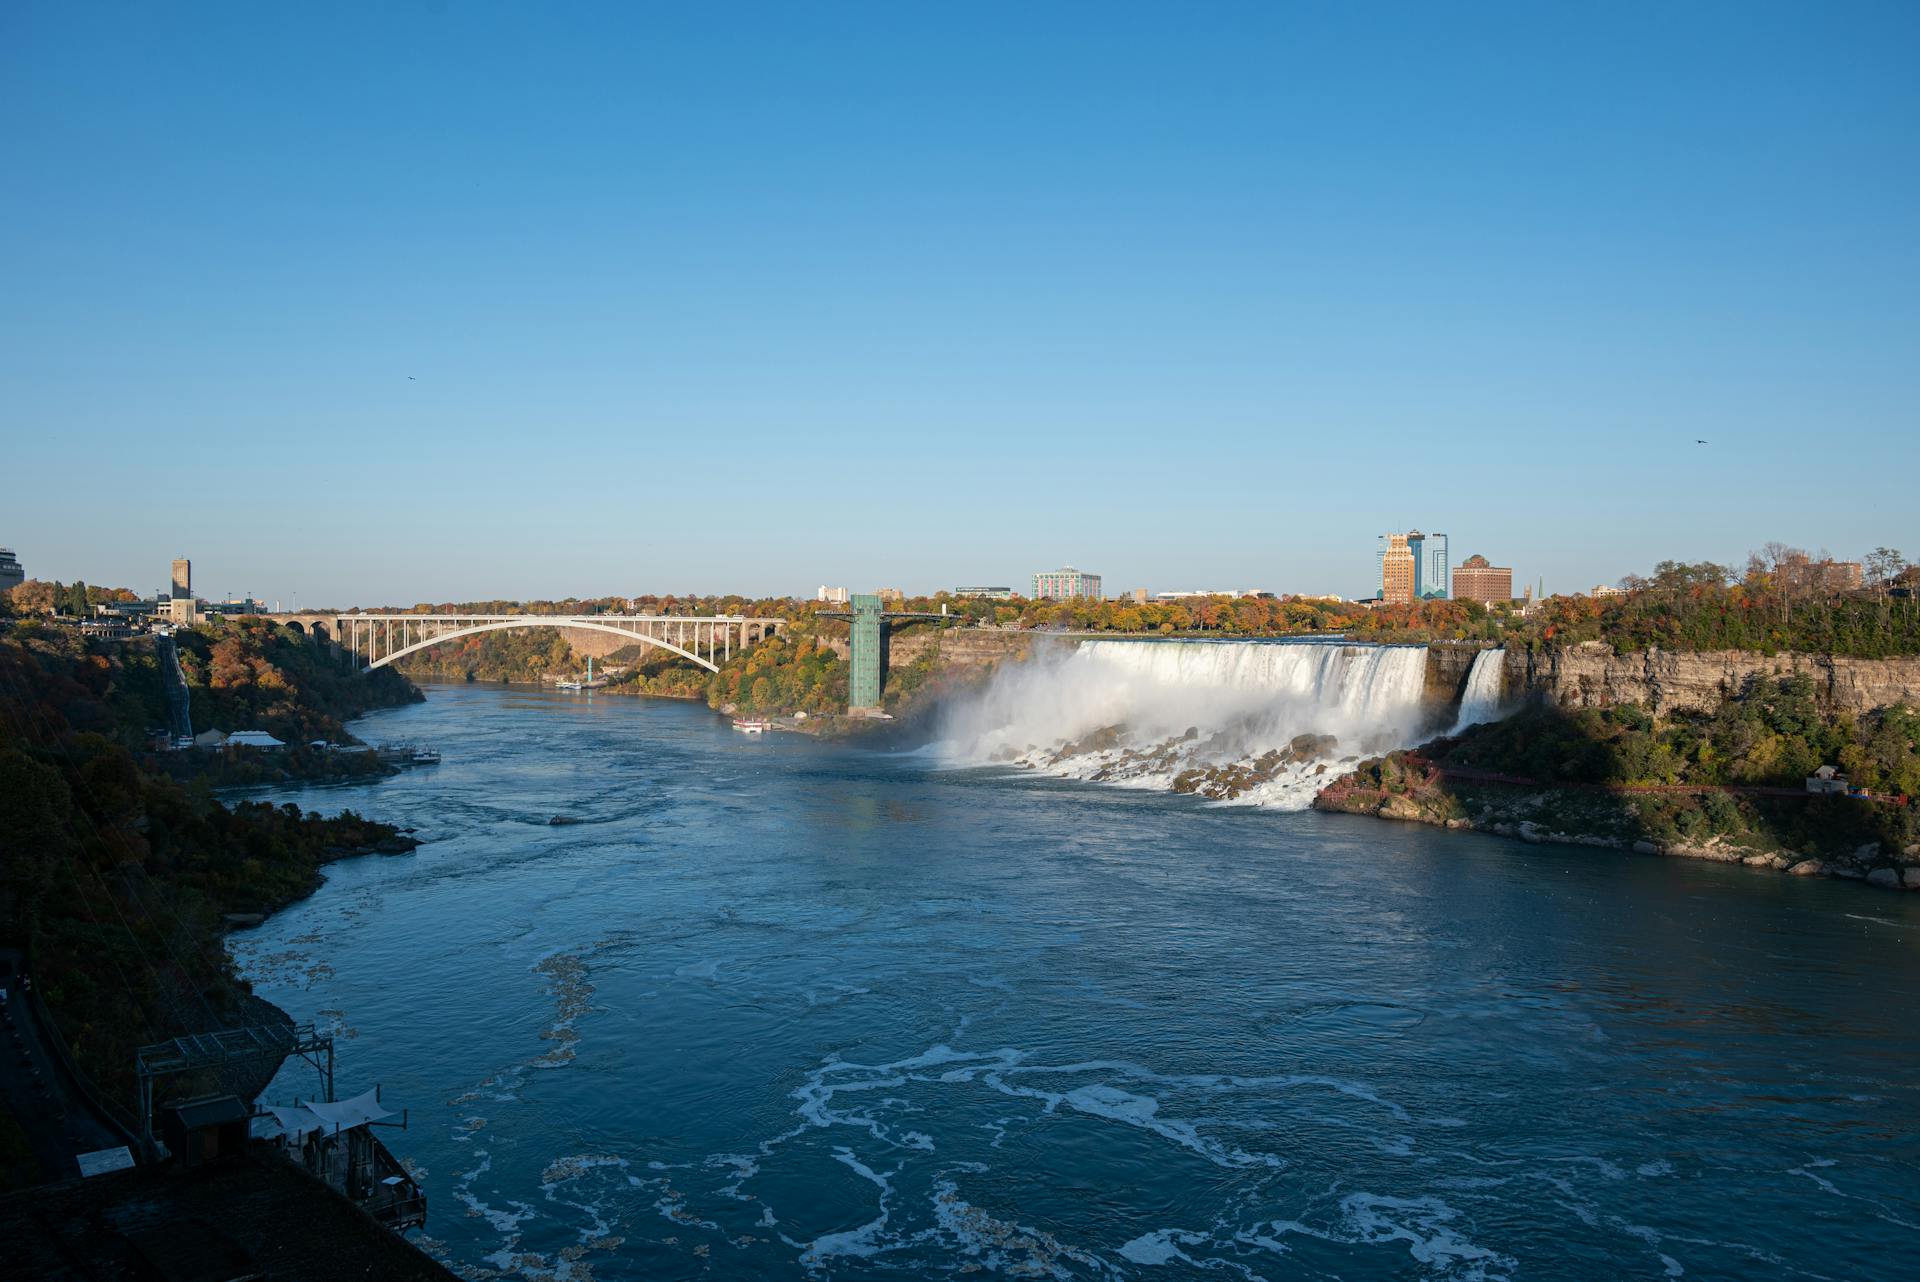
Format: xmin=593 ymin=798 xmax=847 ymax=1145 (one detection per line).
xmin=289 ymin=613 xmax=785 ymax=674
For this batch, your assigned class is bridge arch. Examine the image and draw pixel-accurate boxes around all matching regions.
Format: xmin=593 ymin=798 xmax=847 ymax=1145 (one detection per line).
xmin=282 ymin=620 xmax=307 ymax=635
xmin=365 ymin=618 xmax=720 ymax=673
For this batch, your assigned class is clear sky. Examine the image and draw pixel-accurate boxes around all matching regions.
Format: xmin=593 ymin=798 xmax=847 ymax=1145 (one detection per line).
xmin=3 ymin=1 xmax=1915 ymax=607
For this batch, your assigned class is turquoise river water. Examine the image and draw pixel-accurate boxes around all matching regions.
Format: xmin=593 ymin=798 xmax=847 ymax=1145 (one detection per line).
xmin=231 ymin=683 xmax=1920 ymax=1280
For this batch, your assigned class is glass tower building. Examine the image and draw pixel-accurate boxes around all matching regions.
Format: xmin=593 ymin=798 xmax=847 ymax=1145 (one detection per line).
xmin=1408 ymin=531 xmax=1450 ymax=599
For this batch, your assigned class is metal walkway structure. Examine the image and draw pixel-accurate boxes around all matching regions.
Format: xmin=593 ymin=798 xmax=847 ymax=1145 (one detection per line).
xmin=135 ymin=1023 xmax=335 ymax=1158
xmin=268 ymin=612 xmax=783 ymax=673
xmin=820 ymin=596 xmax=963 ymax=710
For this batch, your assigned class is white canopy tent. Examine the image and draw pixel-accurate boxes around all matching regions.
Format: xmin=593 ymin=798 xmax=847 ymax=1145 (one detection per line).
xmin=268 ymin=1087 xmax=394 ymax=1139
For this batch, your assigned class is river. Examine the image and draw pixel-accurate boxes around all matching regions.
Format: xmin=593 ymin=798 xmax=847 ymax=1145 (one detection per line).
xmin=230 ymin=682 xmax=1920 ymax=1280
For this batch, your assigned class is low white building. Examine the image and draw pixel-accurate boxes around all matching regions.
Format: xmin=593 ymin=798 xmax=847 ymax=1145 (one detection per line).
xmin=1806 ymin=765 xmax=1849 ymax=795
xmin=225 ymin=730 xmax=287 ymax=749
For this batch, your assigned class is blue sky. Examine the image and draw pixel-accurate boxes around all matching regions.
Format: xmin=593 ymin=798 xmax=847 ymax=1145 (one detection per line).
xmin=3 ymin=1 xmax=1915 ymax=606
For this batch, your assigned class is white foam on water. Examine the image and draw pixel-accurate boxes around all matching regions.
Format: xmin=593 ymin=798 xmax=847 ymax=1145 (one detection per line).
xmin=929 ymin=1169 xmax=1118 ymax=1279
xmin=529 ymin=951 xmax=598 ymax=1070
xmin=1118 ymin=1228 xmax=1203 ymax=1264
xmin=799 ymin=1149 xmax=898 ymax=1267
xmin=1261 ymin=1193 xmax=1516 ymax=1281
xmin=457 ymin=1186 xmax=538 ymax=1235
xmin=773 ymin=1042 xmax=1420 ymax=1202
xmin=539 ymin=1153 xmax=629 ymax=1189
xmin=937 ymin=639 xmax=1433 ymax=809
xmin=708 ymin=1152 xmax=760 ymax=1200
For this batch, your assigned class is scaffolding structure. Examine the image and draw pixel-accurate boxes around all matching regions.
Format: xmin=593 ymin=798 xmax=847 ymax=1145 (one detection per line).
xmin=821 ymin=601 xmax=963 ymax=710
xmin=135 ymin=1023 xmax=334 ymax=1158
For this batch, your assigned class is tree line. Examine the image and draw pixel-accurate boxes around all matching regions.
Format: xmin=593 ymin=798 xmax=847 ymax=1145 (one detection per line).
xmin=0 ymin=625 xmax=417 ymax=1141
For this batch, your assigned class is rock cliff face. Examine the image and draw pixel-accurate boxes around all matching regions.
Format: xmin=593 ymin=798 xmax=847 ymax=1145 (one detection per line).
xmin=817 ymin=626 xmax=1052 ymax=669
xmin=1425 ymin=641 xmax=1494 ymax=705
xmin=1509 ymin=643 xmax=1920 ymax=715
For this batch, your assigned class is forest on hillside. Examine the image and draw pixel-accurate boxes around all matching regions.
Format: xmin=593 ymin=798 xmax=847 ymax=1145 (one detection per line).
xmin=0 ymin=626 xmax=417 ymax=1153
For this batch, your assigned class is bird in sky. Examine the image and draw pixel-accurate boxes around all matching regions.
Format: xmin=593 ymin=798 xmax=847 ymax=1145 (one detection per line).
xmin=1695 ymin=438 xmax=1708 ymax=444
xmin=408 ymin=376 xmax=416 ymax=381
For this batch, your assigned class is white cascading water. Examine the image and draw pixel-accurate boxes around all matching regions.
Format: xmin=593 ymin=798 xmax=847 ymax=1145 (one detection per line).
xmin=936 ymin=638 xmax=1432 ymax=809
xmin=1450 ymin=648 xmax=1507 ymax=735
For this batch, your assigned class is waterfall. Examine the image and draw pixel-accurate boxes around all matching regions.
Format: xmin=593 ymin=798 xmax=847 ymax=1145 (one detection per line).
xmin=937 ymin=638 xmax=1431 ymax=809
xmin=1450 ymin=648 xmax=1506 ymax=734
xmin=159 ymin=634 xmax=193 ymax=745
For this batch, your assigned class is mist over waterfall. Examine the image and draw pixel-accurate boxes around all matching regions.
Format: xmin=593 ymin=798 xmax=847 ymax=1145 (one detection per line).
xmin=936 ymin=638 xmax=1433 ymax=809
xmin=1451 ymin=649 xmax=1508 ymax=734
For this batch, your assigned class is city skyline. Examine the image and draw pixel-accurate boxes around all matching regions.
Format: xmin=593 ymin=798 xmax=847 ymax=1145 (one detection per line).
xmin=0 ymin=529 xmax=1896 ymax=614
xmin=0 ymin=529 xmax=1890 ymax=612
xmin=4 ymin=2 xmax=1916 ymax=605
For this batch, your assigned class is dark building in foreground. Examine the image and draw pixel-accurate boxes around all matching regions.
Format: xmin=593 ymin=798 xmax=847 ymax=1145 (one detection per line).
xmin=0 ymin=1147 xmax=453 ymax=1282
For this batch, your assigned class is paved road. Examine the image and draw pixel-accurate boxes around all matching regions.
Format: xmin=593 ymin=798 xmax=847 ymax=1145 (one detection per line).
xmin=0 ymin=949 xmax=132 ymax=1181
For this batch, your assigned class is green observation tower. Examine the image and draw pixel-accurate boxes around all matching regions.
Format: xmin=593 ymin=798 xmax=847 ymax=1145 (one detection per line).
xmin=820 ymin=596 xmax=965 ymax=714
xmin=849 ymin=594 xmax=884 ymax=711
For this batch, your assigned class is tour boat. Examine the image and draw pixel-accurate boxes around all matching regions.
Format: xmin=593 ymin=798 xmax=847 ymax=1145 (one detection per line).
xmin=556 ymin=657 xmax=607 ymax=692
xmin=732 ymin=718 xmax=771 ymax=734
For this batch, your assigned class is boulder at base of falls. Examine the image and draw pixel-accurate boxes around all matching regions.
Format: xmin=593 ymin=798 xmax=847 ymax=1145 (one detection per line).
xmin=1054 ymin=724 xmax=1126 ymax=761
xmin=1285 ymin=733 xmax=1339 ymax=763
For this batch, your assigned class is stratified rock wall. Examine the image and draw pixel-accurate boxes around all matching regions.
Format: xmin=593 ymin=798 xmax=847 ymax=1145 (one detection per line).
xmin=1511 ymin=642 xmax=1920 ymax=715
xmin=1425 ymin=641 xmax=1495 ymax=704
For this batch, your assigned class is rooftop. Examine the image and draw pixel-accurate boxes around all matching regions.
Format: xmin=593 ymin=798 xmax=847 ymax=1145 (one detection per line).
xmin=0 ymin=1146 xmax=454 ymax=1281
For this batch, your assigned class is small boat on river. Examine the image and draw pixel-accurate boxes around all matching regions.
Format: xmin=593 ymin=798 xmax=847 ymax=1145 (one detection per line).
xmin=556 ymin=657 xmax=608 ymax=692
xmin=732 ymin=719 xmax=771 ymax=734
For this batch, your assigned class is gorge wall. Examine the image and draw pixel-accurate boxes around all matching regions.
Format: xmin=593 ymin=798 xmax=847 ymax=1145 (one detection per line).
xmin=1508 ymin=642 xmax=1920 ymax=716
xmin=817 ymin=625 xmax=1050 ymax=671
xmin=1425 ymin=641 xmax=1491 ymax=706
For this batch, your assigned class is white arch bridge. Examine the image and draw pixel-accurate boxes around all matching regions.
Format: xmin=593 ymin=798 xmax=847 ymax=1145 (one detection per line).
xmin=268 ymin=613 xmax=783 ymax=673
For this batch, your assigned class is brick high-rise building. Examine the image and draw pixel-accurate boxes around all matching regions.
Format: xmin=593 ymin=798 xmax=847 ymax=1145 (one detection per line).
xmin=171 ymin=557 xmax=192 ymax=599
xmin=1453 ymin=554 xmax=1514 ymax=604
xmin=1378 ymin=535 xmax=1415 ymax=604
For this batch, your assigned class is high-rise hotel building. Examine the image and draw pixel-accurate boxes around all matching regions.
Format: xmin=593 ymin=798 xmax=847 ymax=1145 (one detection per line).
xmin=1378 ymin=535 xmax=1416 ymax=604
xmin=1378 ymin=531 xmax=1451 ymax=601
xmin=1453 ymin=554 xmax=1514 ymax=604
xmin=1032 ymin=567 xmax=1102 ymax=600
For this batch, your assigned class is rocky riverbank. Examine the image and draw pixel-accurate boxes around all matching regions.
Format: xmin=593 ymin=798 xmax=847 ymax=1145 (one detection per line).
xmin=1314 ymin=751 xmax=1920 ymax=892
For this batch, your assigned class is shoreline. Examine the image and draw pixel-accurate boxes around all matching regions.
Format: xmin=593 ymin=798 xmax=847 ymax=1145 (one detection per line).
xmin=1313 ymin=770 xmax=1920 ymax=894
